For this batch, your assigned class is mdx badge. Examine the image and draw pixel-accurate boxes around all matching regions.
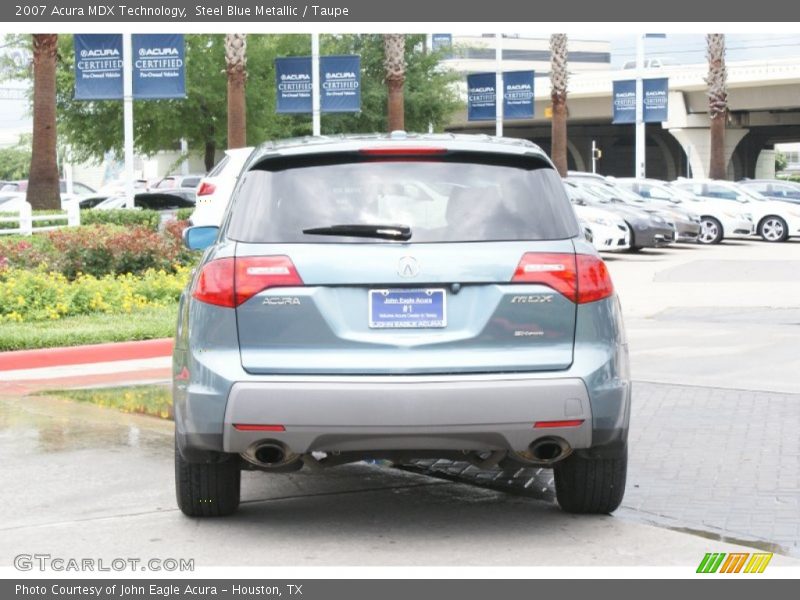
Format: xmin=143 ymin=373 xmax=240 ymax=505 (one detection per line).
xmin=511 ymin=295 xmax=554 ymax=304
xmin=398 ymin=256 xmax=420 ymax=278
xmin=263 ymin=297 xmax=301 ymax=306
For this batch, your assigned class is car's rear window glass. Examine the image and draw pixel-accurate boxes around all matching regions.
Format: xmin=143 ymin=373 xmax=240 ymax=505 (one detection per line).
xmin=226 ymin=155 xmax=579 ymax=243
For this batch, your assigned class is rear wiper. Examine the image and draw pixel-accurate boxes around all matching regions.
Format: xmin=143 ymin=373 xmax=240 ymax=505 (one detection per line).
xmin=302 ymin=223 xmax=412 ymax=241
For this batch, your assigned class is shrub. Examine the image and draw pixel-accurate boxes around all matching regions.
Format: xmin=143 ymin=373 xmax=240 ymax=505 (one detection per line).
xmin=0 ymin=224 xmax=192 ymax=279
xmin=176 ymin=208 xmax=194 ymax=221
xmin=0 ymin=265 xmax=190 ymax=323
xmin=80 ymin=209 xmax=161 ymax=231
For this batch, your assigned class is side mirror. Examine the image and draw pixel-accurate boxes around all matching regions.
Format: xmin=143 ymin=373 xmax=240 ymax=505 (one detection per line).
xmin=183 ymin=225 xmax=219 ymax=251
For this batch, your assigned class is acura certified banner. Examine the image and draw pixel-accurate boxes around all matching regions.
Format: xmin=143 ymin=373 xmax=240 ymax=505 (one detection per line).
xmin=132 ymin=33 xmax=186 ymax=99
xmin=612 ymin=79 xmax=637 ymax=124
xmin=467 ymin=72 xmax=497 ymax=121
xmin=320 ymin=55 xmax=361 ymax=113
xmin=275 ymin=56 xmax=314 ymax=113
xmin=74 ymin=34 xmax=123 ymax=100
xmin=503 ymin=70 xmax=535 ymax=119
xmin=643 ymin=77 xmax=669 ymax=122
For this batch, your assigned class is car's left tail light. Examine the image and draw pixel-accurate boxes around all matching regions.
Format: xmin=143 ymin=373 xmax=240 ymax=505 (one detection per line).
xmin=192 ymin=256 xmax=304 ymax=308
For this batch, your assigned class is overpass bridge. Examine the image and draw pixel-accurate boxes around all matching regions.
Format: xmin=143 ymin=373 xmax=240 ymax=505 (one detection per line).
xmin=446 ymin=58 xmax=800 ymax=179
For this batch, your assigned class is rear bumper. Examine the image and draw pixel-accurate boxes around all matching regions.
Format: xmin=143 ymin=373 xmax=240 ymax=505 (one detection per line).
xmin=675 ymin=221 xmax=701 ymax=242
xmin=221 ymin=375 xmax=594 ymax=454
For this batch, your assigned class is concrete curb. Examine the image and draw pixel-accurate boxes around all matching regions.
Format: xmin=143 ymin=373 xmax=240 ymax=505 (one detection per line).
xmin=0 ymin=338 xmax=173 ymax=371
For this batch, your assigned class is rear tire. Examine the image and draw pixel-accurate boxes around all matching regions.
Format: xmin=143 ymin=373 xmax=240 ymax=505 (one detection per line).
xmin=554 ymin=447 xmax=627 ymax=514
xmin=175 ymin=439 xmax=241 ymax=517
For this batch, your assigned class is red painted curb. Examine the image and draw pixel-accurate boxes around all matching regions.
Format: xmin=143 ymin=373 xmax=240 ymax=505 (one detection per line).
xmin=0 ymin=338 xmax=174 ymax=371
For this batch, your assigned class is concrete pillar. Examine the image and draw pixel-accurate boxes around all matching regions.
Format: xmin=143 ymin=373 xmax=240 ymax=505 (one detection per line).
xmin=755 ymin=149 xmax=776 ymax=179
xmin=667 ymin=127 xmax=749 ymax=179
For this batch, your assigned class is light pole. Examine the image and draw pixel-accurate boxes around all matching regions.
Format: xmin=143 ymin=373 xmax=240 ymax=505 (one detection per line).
xmin=635 ymin=34 xmax=645 ymax=179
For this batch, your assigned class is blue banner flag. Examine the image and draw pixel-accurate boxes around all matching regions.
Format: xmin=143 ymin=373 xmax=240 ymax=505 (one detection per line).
xmin=132 ymin=34 xmax=186 ymax=99
xmin=275 ymin=56 xmax=313 ymax=113
xmin=320 ymin=55 xmax=361 ymax=113
xmin=74 ymin=34 xmax=123 ymax=100
xmin=503 ymin=71 xmax=534 ymax=119
xmin=467 ymin=72 xmax=497 ymax=121
xmin=612 ymin=79 xmax=637 ymax=124
xmin=432 ymin=33 xmax=452 ymax=58
xmin=643 ymin=77 xmax=669 ymax=123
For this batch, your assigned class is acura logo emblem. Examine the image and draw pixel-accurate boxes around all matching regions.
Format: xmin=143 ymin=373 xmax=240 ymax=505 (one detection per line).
xmin=398 ymin=256 xmax=420 ymax=278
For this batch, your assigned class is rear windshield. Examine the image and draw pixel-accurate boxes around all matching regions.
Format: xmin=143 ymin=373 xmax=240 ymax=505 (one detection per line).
xmin=226 ymin=155 xmax=579 ymax=243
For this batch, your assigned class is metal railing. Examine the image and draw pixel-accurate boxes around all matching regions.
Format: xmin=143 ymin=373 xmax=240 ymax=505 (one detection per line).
xmin=0 ymin=201 xmax=81 ymax=236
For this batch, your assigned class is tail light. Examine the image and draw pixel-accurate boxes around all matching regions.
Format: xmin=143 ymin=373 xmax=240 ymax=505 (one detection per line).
xmin=192 ymin=256 xmax=303 ymax=308
xmin=197 ymin=181 xmax=216 ymax=196
xmin=512 ymin=253 xmax=613 ymax=304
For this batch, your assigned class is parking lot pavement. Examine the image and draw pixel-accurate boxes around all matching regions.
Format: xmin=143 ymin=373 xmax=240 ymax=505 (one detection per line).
xmin=606 ymin=239 xmax=800 ymax=394
xmin=2 ymin=393 xmax=796 ymax=568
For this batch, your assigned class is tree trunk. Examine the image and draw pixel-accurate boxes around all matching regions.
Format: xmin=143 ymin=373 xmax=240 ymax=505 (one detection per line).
xmin=551 ymin=97 xmax=568 ymax=177
xmin=387 ymin=78 xmax=405 ymax=132
xmin=708 ymin=112 xmax=727 ymax=179
xmin=227 ymin=68 xmax=247 ymax=148
xmin=706 ymin=34 xmax=728 ymax=179
xmin=225 ymin=34 xmax=247 ymax=149
xmin=384 ymin=34 xmax=406 ymax=132
xmin=27 ymin=34 xmax=61 ymax=211
xmin=549 ymin=34 xmax=569 ymax=177
xmin=204 ymin=140 xmax=216 ymax=172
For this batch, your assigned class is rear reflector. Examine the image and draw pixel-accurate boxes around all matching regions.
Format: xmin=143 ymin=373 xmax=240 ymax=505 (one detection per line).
xmin=512 ymin=253 xmax=613 ymax=304
xmin=233 ymin=424 xmax=286 ymax=432
xmin=534 ymin=420 xmax=585 ymax=429
xmin=191 ymin=255 xmax=304 ymax=308
xmin=197 ymin=181 xmax=216 ymax=196
xmin=360 ymin=147 xmax=448 ymax=156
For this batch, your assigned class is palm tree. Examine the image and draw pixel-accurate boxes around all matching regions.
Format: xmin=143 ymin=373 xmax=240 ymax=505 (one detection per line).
xmin=225 ymin=33 xmax=247 ymax=149
xmin=27 ymin=34 xmax=61 ymax=211
xmin=706 ymin=34 xmax=728 ymax=179
xmin=383 ymin=34 xmax=406 ymax=131
xmin=550 ymin=34 xmax=569 ymax=177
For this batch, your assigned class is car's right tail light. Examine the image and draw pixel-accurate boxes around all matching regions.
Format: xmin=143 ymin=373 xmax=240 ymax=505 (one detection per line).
xmin=197 ymin=181 xmax=216 ymax=196
xmin=512 ymin=253 xmax=613 ymax=304
xmin=192 ymin=256 xmax=304 ymax=308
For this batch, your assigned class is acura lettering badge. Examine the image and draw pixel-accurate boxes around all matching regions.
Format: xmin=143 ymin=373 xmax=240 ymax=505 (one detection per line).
xmin=398 ymin=256 xmax=420 ymax=278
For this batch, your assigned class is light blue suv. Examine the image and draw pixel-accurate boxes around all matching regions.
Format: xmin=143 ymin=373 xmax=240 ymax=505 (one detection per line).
xmin=174 ymin=133 xmax=631 ymax=517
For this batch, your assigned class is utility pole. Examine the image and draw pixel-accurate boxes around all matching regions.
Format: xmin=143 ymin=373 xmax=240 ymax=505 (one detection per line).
xmin=635 ymin=34 xmax=646 ymax=178
xmin=311 ymin=33 xmax=321 ymax=136
xmin=123 ymin=33 xmax=135 ymax=208
xmin=495 ymin=33 xmax=503 ymax=137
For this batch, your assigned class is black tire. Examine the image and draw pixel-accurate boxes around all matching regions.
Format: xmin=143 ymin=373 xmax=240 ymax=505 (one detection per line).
xmin=758 ymin=216 xmax=789 ymax=243
xmin=175 ymin=438 xmax=241 ymax=517
xmin=698 ymin=217 xmax=723 ymax=245
xmin=554 ymin=447 xmax=627 ymax=514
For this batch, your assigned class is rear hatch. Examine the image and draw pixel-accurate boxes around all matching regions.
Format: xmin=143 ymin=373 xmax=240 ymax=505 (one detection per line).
xmin=226 ymin=148 xmax=583 ymax=375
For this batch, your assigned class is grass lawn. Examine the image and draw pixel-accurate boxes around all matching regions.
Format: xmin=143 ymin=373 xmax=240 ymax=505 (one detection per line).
xmin=38 ymin=384 xmax=173 ymax=420
xmin=0 ymin=304 xmax=178 ymax=351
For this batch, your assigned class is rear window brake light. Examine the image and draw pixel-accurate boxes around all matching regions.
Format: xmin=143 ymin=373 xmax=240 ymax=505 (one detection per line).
xmin=359 ymin=147 xmax=448 ymax=156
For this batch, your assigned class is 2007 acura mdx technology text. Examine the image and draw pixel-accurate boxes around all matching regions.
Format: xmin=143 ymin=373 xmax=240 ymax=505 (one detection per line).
xmin=174 ymin=133 xmax=631 ymax=517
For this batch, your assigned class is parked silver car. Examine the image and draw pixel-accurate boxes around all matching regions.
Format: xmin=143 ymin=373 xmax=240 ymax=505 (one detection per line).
xmin=175 ymin=133 xmax=631 ymax=517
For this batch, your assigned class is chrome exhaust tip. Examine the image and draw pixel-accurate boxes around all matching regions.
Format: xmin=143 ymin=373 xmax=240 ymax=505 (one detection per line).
xmin=515 ymin=437 xmax=572 ymax=465
xmin=242 ymin=441 xmax=299 ymax=469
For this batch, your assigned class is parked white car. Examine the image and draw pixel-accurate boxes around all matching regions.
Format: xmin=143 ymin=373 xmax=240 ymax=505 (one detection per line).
xmin=672 ymin=179 xmax=800 ymax=242
xmin=616 ymin=178 xmax=755 ymax=244
xmin=573 ymin=203 xmax=631 ymax=252
xmin=190 ymin=147 xmax=254 ymax=226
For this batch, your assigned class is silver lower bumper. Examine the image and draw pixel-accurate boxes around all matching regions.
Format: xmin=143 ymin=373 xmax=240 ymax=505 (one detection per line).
xmin=222 ymin=374 xmax=593 ymax=454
